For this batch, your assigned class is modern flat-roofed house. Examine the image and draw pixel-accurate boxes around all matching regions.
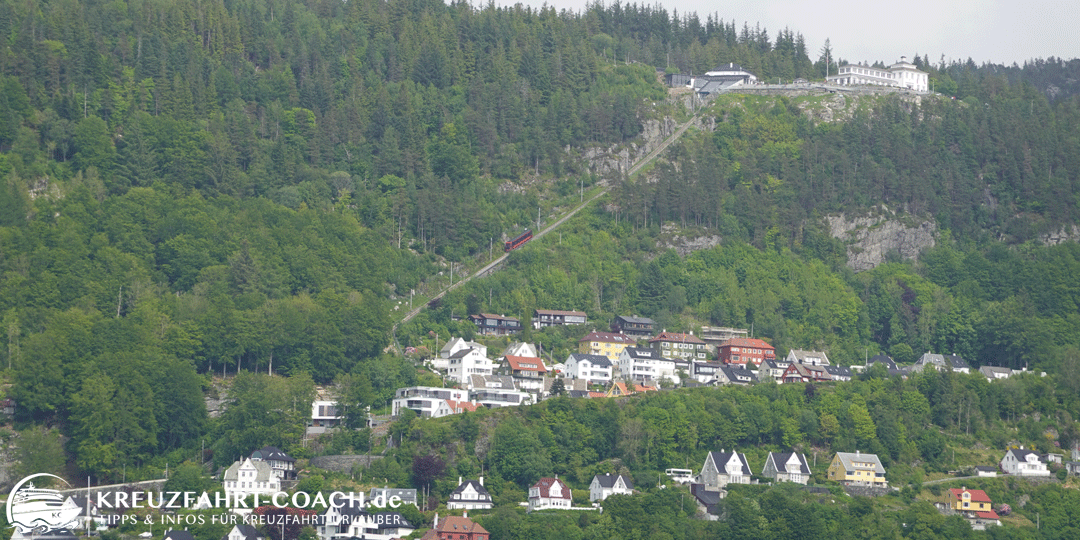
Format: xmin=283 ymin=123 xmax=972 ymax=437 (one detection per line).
xmin=699 ymin=450 xmax=752 ymax=490
xmin=1000 ymin=448 xmax=1050 ymax=476
xmin=717 ymin=338 xmax=776 ymax=367
xmin=827 ymin=451 xmax=887 ymax=487
xmin=447 ymin=478 xmax=493 ymax=510
xmin=762 ymin=452 xmax=811 ymax=485
xmin=468 ymin=313 xmax=523 ymax=336
xmin=392 ymin=386 xmax=471 ymax=418
xmin=469 ymin=375 xmax=532 ymax=408
xmin=533 ymin=309 xmax=587 ymax=329
xmin=589 ymin=473 xmax=633 ymax=502
xmin=611 ymin=315 xmax=655 ymax=337
xmin=310 ymin=399 xmax=342 ymax=432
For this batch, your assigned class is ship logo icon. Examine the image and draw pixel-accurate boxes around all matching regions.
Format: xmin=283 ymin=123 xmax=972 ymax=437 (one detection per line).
xmin=6 ymin=474 xmax=81 ymax=534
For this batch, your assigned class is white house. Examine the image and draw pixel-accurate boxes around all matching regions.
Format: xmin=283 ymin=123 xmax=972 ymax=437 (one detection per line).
xmin=435 ymin=337 xmax=488 ymax=371
xmin=317 ymin=505 xmax=414 ymax=540
xmin=761 ymin=452 xmax=811 ymax=485
xmin=503 ymin=341 xmax=538 ymax=358
xmin=715 ymin=366 xmax=758 ymax=386
xmin=469 ymin=375 xmax=532 ymax=408
xmin=999 ymin=448 xmax=1050 ymax=477
xmin=447 ymin=478 xmax=493 ymax=510
xmin=786 ymin=349 xmax=830 ymax=366
xmin=392 ymin=386 xmax=470 ymax=418
xmin=699 ymin=450 xmax=752 ymax=490
xmin=447 ymin=347 xmax=496 ymax=385
xmin=223 ymin=524 xmax=265 ymax=540
xmin=618 ymin=347 xmax=682 ymax=385
xmin=222 ymin=458 xmax=280 ymax=499
xmin=826 ymin=57 xmax=929 ymax=92
xmin=528 ymin=477 xmax=572 ymax=511
xmin=564 ymin=353 xmax=614 ymax=385
xmin=310 ymin=400 xmax=342 ymax=433
xmin=589 ymin=473 xmax=633 ymax=502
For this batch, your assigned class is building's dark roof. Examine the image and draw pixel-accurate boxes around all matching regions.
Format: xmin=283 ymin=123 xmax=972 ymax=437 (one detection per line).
xmin=719 ymin=366 xmax=758 ymax=384
xmin=449 ymin=479 xmax=492 ymax=501
xmin=568 ymin=353 xmax=612 ymax=368
xmin=707 ymin=451 xmax=752 ymax=476
xmin=615 ymin=315 xmax=654 ymax=325
xmin=580 ymin=331 xmax=636 ymax=344
xmin=567 ymin=390 xmax=591 ymax=398
xmin=623 ymin=346 xmax=659 ymax=359
xmin=766 ymin=452 xmax=811 ymax=475
xmin=867 ymin=354 xmax=897 ymax=370
xmin=252 ymin=446 xmax=295 ymax=462
xmin=689 ymin=483 xmax=722 ymax=512
xmin=946 ymin=354 xmax=971 ymax=370
xmin=226 ymin=524 xmax=264 ymax=540
xmin=975 ymin=465 xmax=998 ymax=472
xmin=592 ymin=473 xmax=634 ymax=490
xmin=823 ymin=365 xmax=853 ymax=378
xmin=530 ymin=477 xmax=571 ymax=500
xmin=164 ymin=530 xmax=197 ymax=540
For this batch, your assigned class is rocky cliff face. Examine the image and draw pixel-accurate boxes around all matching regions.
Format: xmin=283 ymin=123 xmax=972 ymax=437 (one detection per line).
xmin=582 ymin=116 xmax=692 ymax=178
xmin=826 ymin=208 xmax=937 ymax=272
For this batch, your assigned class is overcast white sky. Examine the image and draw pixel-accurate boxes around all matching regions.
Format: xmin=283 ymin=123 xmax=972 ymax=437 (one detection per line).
xmin=493 ymin=0 xmax=1080 ymax=66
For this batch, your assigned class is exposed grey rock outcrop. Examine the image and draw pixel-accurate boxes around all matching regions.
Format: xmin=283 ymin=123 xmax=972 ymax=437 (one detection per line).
xmin=583 ymin=116 xmax=689 ymax=178
xmin=826 ymin=208 xmax=936 ymax=272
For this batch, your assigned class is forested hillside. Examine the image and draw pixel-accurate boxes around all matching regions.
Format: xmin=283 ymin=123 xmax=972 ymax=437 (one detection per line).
xmin=3 ymin=1 xmax=1080 ymax=532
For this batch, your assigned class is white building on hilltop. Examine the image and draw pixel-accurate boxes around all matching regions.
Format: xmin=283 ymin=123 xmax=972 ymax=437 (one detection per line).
xmin=222 ymin=458 xmax=280 ymax=499
xmin=827 ymin=57 xmax=928 ymax=93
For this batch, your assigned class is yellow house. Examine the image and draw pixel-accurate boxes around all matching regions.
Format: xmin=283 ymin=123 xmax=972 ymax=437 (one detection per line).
xmin=950 ymin=487 xmax=992 ymax=513
xmin=578 ymin=331 xmax=637 ymax=363
xmin=827 ymin=451 xmax=888 ymax=487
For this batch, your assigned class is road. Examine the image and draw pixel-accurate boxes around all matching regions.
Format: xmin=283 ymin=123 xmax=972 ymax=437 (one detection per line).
xmin=392 ymin=114 xmax=699 ymax=331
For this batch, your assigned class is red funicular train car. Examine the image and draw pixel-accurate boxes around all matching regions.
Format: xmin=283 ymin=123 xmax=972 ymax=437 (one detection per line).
xmin=504 ymin=230 xmax=533 ymax=252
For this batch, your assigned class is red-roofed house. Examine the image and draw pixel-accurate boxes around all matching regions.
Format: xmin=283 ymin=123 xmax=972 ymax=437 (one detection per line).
xmin=499 ymin=355 xmax=548 ymax=392
xmin=717 ymin=338 xmax=776 ymax=367
xmin=421 ymin=515 xmax=489 ymax=540
xmin=649 ymin=332 xmax=710 ymax=361
xmin=528 ymin=477 xmax=572 ymax=511
xmin=947 ymin=487 xmax=1001 ymax=528
xmin=605 ymin=381 xmax=657 ymax=397
xmin=578 ymin=331 xmax=637 ymax=362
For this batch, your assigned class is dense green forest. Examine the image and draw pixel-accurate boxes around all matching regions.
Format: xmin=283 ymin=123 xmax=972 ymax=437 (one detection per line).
xmin=3 ymin=0 xmax=1080 ymax=537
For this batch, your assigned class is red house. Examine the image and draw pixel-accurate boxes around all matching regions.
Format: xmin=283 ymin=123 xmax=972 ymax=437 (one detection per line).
xmin=421 ymin=515 xmax=489 ymax=540
xmin=717 ymin=338 xmax=775 ymax=367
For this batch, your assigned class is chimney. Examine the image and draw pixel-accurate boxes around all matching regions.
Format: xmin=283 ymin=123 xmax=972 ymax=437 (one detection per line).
xmin=479 ymin=476 xmax=484 ymax=486
xmin=463 ymin=510 xmax=468 ymax=519
xmin=458 ymin=476 xmax=463 ymax=485
xmin=434 ymin=513 xmax=439 ymax=528
xmin=856 ymin=450 xmax=860 ymax=457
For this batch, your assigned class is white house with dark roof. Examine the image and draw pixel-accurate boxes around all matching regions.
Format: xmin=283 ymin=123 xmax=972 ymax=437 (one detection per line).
xmin=980 ymin=366 xmax=1013 ymax=380
xmin=618 ymin=346 xmax=682 ymax=384
xmin=589 ymin=473 xmax=633 ymax=502
xmin=715 ymin=366 xmax=758 ymax=386
xmin=1000 ymin=448 xmax=1050 ymax=476
xmin=528 ymin=477 xmax=572 ymax=511
xmin=223 ymin=458 xmax=280 ymax=499
xmin=251 ymin=446 xmax=296 ymax=480
xmin=786 ymin=349 xmax=830 ymax=366
xmin=447 ymin=477 xmax=493 ymax=510
xmin=565 ymin=353 xmax=614 ymax=385
xmin=223 ymin=524 xmax=265 ymax=540
xmin=823 ymin=365 xmax=853 ymax=382
xmin=762 ymin=452 xmax=811 ymax=484
xmin=447 ymin=347 xmax=496 ymax=385
xmin=499 ymin=355 xmax=548 ymax=392
xmin=317 ymin=504 xmax=415 ymax=540
xmin=503 ymin=342 xmax=538 ymax=358
xmin=912 ymin=352 xmax=971 ymax=374
xmin=699 ymin=450 xmax=752 ymax=490
xmin=691 ymin=361 xmax=723 ymax=383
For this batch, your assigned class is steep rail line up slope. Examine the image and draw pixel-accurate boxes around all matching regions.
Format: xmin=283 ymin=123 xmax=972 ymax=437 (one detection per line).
xmin=394 ymin=115 xmax=698 ymax=331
